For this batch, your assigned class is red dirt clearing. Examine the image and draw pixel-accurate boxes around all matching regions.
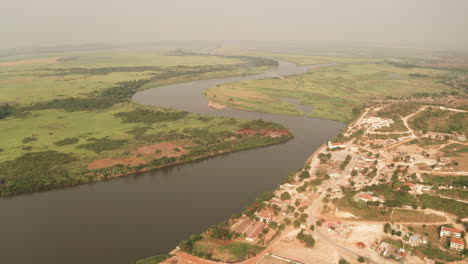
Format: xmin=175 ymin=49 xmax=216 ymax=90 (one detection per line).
xmin=131 ymin=142 xmax=188 ymax=158
xmin=87 ymin=157 xmax=147 ymax=170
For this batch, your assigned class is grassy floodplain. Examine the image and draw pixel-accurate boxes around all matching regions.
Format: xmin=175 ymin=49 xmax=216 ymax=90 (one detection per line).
xmin=0 ymin=45 xmax=287 ymax=196
xmin=206 ymin=47 xmax=462 ymax=123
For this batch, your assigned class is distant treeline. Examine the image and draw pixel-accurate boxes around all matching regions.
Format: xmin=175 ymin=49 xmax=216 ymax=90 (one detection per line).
xmin=35 ymin=51 xmax=277 ymax=77
xmin=167 ymin=49 xmax=278 ymax=68
xmin=25 ymin=79 xmax=147 ymax=112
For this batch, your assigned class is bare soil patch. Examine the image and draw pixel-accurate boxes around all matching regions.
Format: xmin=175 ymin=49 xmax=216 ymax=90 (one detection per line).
xmin=87 ymin=157 xmax=147 ymax=170
xmin=451 ymin=153 xmax=468 ymax=171
xmin=131 ymin=141 xmax=189 ymax=159
xmin=208 ymin=100 xmax=226 ymax=109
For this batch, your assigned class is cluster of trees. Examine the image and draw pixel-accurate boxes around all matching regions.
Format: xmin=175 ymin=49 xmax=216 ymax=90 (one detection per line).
xmin=299 ymin=170 xmax=310 ymax=180
xmin=296 ymin=230 xmax=315 ymax=247
xmin=0 ymin=104 xmax=13 ymax=119
xmin=362 ymin=183 xmax=468 ymax=218
xmin=26 ymin=79 xmax=148 ymax=112
xmin=209 ymin=222 xmax=233 ymax=240
xmin=0 ymin=150 xmax=76 ymax=195
xmin=77 ymin=138 xmax=127 ymax=153
xmin=340 ymin=155 xmax=352 ymax=170
xmin=293 ymin=213 xmax=308 ymax=228
xmin=114 ymin=109 xmax=188 ymax=124
xmin=178 ymin=234 xmax=203 ymax=254
xmin=239 ymin=119 xmax=284 ymax=130
xmin=383 ymin=223 xmax=403 ymax=236
xmin=54 ymin=137 xmax=79 ymax=146
xmin=412 ymin=108 xmax=467 ymax=135
xmin=408 ymin=73 xmax=430 ymax=78
xmin=318 ymin=153 xmax=332 ymax=164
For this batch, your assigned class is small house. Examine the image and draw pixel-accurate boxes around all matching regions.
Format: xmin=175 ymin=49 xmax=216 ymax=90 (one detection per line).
xmin=440 ymin=226 xmax=462 ymax=238
xmin=450 ymin=237 xmax=464 ymax=251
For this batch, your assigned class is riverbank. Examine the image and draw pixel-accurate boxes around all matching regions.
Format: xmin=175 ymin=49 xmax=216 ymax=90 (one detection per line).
xmin=0 ymin=50 xmax=344 ymax=264
xmin=0 ymin=49 xmax=281 ymax=196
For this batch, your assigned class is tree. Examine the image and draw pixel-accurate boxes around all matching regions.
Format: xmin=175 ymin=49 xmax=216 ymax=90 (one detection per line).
xmin=316 ymin=219 xmax=324 ymax=227
xmin=268 ymin=221 xmax=278 ymax=229
xmin=384 ymin=223 xmax=391 ymax=233
xmin=296 ymin=230 xmax=315 ymax=247
xmin=357 ymin=256 xmax=365 ymax=263
xmin=351 ymin=170 xmax=358 ymax=176
xmin=339 ymin=259 xmax=350 ymax=264
xmin=401 ymin=185 xmax=411 ymax=192
xmin=281 ymin=191 xmax=291 ymax=201
xmin=299 ymin=170 xmax=310 ymax=179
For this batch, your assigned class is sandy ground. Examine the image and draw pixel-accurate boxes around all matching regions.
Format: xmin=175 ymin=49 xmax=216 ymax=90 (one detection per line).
xmin=208 ymin=100 xmax=227 ymax=109
xmin=347 ymin=224 xmax=383 ymax=246
xmin=335 ymin=210 xmax=358 ymax=219
xmin=270 ymin=238 xmax=340 ymax=264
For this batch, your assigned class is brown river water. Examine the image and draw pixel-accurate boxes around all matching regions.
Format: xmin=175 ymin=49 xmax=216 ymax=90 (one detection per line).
xmin=0 ymin=60 xmax=344 ymax=264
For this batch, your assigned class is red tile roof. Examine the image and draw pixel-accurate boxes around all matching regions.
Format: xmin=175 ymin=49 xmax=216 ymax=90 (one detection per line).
xmin=451 ymin=237 xmax=464 ymax=245
xmin=403 ymin=183 xmax=415 ymax=187
xmin=356 ymin=242 xmax=366 ymax=248
xmin=257 ymin=209 xmax=273 ymax=219
xmin=331 ymin=142 xmax=345 ymax=146
xmin=358 ymin=194 xmax=374 ymax=201
xmin=442 ymin=226 xmax=462 ymax=234
xmin=247 ymin=222 xmax=266 ymax=239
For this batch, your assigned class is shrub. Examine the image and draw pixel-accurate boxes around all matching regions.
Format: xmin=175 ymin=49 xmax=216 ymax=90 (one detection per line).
xmin=77 ymin=138 xmax=127 ymax=153
xmin=54 ymin=137 xmax=79 ymax=146
xmin=280 ymin=192 xmax=291 ymax=201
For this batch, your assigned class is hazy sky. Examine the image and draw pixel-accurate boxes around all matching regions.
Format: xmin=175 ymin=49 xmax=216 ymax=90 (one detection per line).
xmin=2 ymin=0 xmax=468 ymax=50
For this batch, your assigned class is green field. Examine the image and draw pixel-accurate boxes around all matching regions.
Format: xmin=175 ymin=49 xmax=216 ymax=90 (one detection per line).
xmin=0 ymin=46 xmax=285 ymax=196
xmin=206 ymin=50 xmax=458 ymax=123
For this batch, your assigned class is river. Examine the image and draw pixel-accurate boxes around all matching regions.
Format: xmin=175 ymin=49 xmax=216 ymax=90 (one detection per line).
xmin=0 ymin=60 xmax=344 ymax=264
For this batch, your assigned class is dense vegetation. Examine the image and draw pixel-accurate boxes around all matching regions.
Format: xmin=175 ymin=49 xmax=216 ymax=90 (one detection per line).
xmin=114 ymin=109 xmax=188 ymax=124
xmin=357 ymin=184 xmax=468 ymax=218
xmin=0 ymin=151 xmax=76 ymax=194
xmin=25 ymin=79 xmax=147 ymax=112
xmin=411 ymin=108 xmax=467 ymax=134
xmin=0 ymin=104 xmax=13 ymax=119
xmin=134 ymin=254 xmax=172 ymax=264
xmin=54 ymin=137 xmax=80 ymax=146
xmin=77 ymin=138 xmax=128 ymax=153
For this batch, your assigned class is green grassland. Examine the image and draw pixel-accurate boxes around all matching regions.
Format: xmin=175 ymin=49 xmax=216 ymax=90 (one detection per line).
xmin=410 ymin=107 xmax=467 ymax=135
xmin=0 ymin=46 xmax=285 ymax=195
xmin=207 ymin=62 xmax=455 ymax=123
xmin=0 ymin=47 xmax=251 ymax=105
